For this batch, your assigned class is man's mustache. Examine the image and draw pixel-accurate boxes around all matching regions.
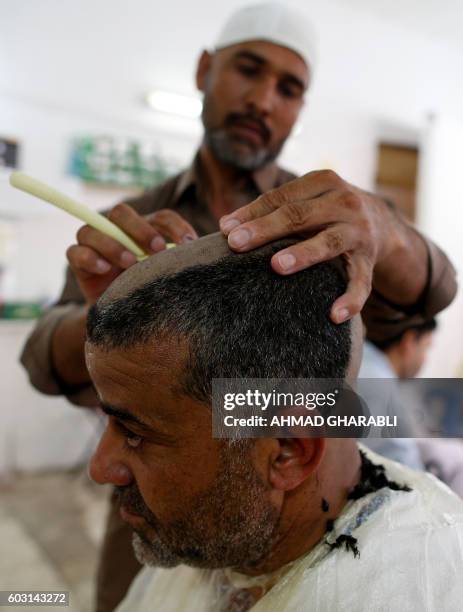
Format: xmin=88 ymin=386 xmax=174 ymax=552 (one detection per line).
xmin=115 ymin=484 xmax=157 ymax=526
xmin=225 ymin=112 xmax=271 ymax=144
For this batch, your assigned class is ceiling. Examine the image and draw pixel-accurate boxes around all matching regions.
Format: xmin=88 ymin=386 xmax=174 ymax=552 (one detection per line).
xmin=339 ymin=0 xmax=463 ymax=49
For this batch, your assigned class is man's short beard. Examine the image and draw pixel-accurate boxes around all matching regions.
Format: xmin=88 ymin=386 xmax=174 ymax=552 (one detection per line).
xmin=120 ymin=443 xmax=279 ymax=570
xmin=204 ymin=127 xmax=280 ymax=171
xmin=200 ymin=89 xmax=285 ymax=171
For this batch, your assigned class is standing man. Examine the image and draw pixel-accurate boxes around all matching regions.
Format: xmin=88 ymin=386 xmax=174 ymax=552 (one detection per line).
xmin=20 ymin=3 xmax=456 ymax=611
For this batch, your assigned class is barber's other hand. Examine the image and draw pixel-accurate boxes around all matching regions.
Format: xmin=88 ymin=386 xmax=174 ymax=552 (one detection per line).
xmin=219 ymin=170 xmax=405 ymax=324
xmin=67 ymin=204 xmax=198 ymax=304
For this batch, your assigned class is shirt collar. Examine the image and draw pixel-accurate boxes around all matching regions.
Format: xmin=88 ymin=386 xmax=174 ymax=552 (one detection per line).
xmin=252 ymin=162 xmax=281 ymax=194
xmin=173 ymin=152 xmax=283 ymax=203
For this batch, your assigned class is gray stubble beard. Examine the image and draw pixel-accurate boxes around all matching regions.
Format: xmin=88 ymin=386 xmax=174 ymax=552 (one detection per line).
xmin=131 ymin=445 xmax=279 ymax=571
xmin=204 ymin=128 xmax=279 ymax=171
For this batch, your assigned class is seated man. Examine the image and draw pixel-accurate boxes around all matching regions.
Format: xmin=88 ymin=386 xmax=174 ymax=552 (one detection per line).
xmin=358 ymin=320 xmax=438 ymax=470
xmin=86 ymin=233 xmax=463 ymax=612
xmin=360 ymin=320 xmax=463 ymax=498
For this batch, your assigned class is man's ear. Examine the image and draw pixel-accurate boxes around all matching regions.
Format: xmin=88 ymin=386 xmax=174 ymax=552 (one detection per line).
xmin=269 ymin=438 xmax=325 ymax=491
xmin=196 ymin=50 xmax=213 ymax=92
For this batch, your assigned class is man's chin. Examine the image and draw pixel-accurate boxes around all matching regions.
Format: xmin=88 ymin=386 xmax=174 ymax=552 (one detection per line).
xmin=132 ymin=532 xmax=182 ymax=568
xmin=131 ymin=532 xmax=224 ymax=570
xmin=206 ymin=131 xmax=272 ymax=171
xmin=222 ymin=148 xmax=270 ymax=171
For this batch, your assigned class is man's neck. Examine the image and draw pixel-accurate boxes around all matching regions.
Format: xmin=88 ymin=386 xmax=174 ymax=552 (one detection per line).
xmin=236 ymin=440 xmax=362 ymax=577
xmin=198 ymin=144 xmax=261 ymax=220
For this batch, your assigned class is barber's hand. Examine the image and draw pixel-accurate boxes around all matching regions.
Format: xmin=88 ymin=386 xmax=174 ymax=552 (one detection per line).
xmin=67 ymin=204 xmax=198 ymax=304
xmin=219 ymin=170 xmax=404 ymax=324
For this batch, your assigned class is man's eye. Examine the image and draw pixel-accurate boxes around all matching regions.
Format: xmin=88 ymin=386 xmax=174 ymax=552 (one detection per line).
xmin=113 ymin=419 xmax=144 ymax=450
xmin=237 ymin=64 xmax=259 ymax=77
xmin=279 ymin=83 xmax=299 ymax=99
xmin=125 ymin=430 xmax=143 ymax=449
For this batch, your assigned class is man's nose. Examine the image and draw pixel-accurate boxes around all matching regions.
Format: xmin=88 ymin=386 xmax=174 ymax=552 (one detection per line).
xmin=245 ymin=78 xmax=277 ymax=115
xmin=89 ymin=429 xmax=133 ymax=487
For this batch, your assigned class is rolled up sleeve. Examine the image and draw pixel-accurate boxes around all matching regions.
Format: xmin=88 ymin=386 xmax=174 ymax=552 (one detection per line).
xmin=364 ymin=237 xmax=457 ymax=343
xmin=19 ymin=263 xmax=99 ymax=407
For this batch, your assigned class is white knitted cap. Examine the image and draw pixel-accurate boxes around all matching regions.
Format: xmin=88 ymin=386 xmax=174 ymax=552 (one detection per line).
xmin=215 ymin=2 xmax=317 ymax=72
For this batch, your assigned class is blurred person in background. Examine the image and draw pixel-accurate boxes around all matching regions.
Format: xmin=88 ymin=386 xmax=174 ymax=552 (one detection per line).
xmin=367 ymin=318 xmax=437 ymax=379
xmin=359 ymin=320 xmax=437 ymax=469
xmin=20 ymin=3 xmax=457 ymax=611
xmin=361 ymin=320 xmax=463 ymax=499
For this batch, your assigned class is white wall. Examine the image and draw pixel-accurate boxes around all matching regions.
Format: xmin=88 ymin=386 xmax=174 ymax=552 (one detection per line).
xmin=418 ymin=115 xmax=463 ymax=377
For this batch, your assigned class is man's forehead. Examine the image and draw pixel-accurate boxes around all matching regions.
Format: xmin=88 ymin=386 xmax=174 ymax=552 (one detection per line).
xmin=86 ymin=339 xmax=189 ymax=424
xmin=86 ymin=336 xmax=185 ymax=386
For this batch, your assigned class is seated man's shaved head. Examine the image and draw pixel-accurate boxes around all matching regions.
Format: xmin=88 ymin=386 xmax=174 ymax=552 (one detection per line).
xmin=90 ymin=233 xmax=353 ymax=381
xmin=86 ymin=233 xmax=362 ymax=575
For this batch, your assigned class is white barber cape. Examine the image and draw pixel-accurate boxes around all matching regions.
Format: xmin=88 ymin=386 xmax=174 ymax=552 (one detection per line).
xmin=116 ymin=446 xmax=463 ymax=612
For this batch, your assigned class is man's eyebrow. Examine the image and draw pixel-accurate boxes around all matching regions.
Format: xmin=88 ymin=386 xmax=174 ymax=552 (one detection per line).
xmin=101 ymin=403 xmax=179 ymax=446
xmin=233 ymin=50 xmax=307 ymax=91
xmin=234 ymin=50 xmax=267 ymax=65
xmin=100 ymin=403 xmax=153 ymax=431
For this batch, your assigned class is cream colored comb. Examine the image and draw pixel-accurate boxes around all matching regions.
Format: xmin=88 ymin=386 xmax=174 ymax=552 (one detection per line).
xmin=9 ymin=172 xmax=176 ymax=261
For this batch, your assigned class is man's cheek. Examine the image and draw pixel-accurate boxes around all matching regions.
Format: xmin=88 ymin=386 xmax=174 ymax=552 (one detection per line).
xmin=273 ymin=111 xmax=297 ymax=140
xmin=218 ymin=73 xmax=252 ymax=104
xmin=142 ymin=476 xmax=189 ymax=519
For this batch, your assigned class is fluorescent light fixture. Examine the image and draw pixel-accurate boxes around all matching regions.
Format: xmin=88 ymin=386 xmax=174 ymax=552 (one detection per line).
xmin=146 ymin=90 xmax=202 ymax=119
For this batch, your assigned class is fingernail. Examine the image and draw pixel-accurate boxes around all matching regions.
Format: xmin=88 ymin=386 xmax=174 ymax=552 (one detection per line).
xmin=96 ymin=259 xmax=111 ymax=274
xmin=181 ymin=234 xmax=196 ymax=244
xmin=228 ymin=228 xmax=251 ymax=249
xmin=120 ymin=251 xmax=137 ymax=268
xmin=220 ymin=218 xmax=241 ymax=234
xmin=277 ymin=253 xmax=296 ymax=271
xmin=150 ymin=236 xmax=165 ymax=252
xmin=335 ymin=308 xmax=350 ymax=323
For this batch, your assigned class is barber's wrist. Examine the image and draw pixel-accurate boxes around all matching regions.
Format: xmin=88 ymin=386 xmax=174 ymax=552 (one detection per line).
xmin=373 ymin=210 xmax=428 ymax=306
xmin=373 ymin=196 xmax=408 ymax=263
